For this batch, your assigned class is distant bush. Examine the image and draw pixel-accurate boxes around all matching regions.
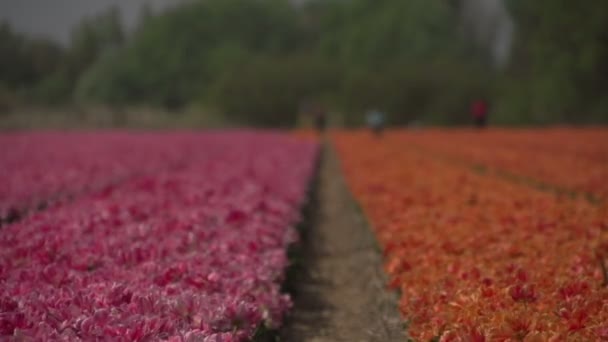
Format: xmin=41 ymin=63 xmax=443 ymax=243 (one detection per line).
xmin=208 ymin=55 xmax=341 ymax=127
xmin=4 ymin=0 xmax=607 ymax=126
xmin=341 ymin=60 xmax=491 ymax=126
xmin=30 ymin=72 xmax=73 ymax=105
xmin=501 ymin=0 xmax=608 ymax=125
xmin=0 ymin=85 xmax=19 ymax=114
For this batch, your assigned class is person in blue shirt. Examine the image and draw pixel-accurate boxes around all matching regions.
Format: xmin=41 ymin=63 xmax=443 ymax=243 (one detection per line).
xmin=366 ymin=109 xmax=385 ymax=136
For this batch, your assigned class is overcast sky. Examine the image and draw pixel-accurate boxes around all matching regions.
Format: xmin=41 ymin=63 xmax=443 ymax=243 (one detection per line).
xmin=0 ymin=0 xmax=181 ymax=44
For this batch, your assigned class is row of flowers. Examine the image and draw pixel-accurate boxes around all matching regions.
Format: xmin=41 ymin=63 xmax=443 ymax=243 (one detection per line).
xmin=391 ymin=128 xmax=608 ymax=201
xmin=0 ymin=132 xmax=223 ymax=221
xmin=0 ymin=132 xmax=318 ymax=341
xmin=333 ymin=131 xmax=608 ymax=341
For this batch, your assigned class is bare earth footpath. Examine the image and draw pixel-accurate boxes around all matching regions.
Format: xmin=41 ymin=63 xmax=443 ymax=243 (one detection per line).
xmin=280 ymin=143 xmax=404 ymax=342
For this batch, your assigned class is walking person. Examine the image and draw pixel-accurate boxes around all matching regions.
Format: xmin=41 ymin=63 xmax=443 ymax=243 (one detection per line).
xmin=313 ymin=104 xmax=327 ymax=134
xmin=471 ymin=99 xmax=489 ymax=128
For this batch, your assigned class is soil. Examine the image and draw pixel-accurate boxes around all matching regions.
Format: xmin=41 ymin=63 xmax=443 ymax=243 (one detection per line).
xmin=279 ymin=143 xmax=404 ymax=342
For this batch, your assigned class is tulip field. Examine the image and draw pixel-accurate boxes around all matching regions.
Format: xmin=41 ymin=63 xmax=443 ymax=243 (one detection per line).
xmin=333 ymin=129 xmax=608 ymax=341
xmin=393 ymin=128 xmax=608 ymax=201
xmin=1 ymin=128 xmax=607 ymax=341
xmin=0 ymin=132 xmax=317 ymax=340
xmin=0 ymin=132 xmax=201 ymax=222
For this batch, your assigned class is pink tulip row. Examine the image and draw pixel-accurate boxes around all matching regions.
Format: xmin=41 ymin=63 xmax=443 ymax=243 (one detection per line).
xmin=0 ymin=132 xmax=206 ymax=221
xmin=0 ymin=132 xmax=318 ymax=341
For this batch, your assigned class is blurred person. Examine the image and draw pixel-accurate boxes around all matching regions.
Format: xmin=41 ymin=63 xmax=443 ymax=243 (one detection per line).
xmin=471 ymin=98 xmax=489 ymax=128
xmin=366 ymin=109 xmax=385 ymax=136
xmin=313 ymin=104 xmax=327 ymax=134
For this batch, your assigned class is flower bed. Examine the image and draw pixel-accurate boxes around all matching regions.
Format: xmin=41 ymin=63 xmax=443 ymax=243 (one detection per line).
xmin=334 ymin=131 xmax=608 ymax=341
xmin=0 ymin=132 xmax=208 ymax=221
xmin=392 ymin=128 xmax=608 ymax=200
xmin=0 ymin=132 xmax=318 ymax=341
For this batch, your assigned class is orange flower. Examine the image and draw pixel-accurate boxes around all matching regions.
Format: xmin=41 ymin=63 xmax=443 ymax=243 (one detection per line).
xmin=333 ymin=129 xmax=608 ymax=340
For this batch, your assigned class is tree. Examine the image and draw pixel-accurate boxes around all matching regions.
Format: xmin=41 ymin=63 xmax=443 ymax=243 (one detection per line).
xmin=209 ymin=54 xmax=340 ymax=126
xmin=68 ymin=7 xmax=125 ymax=77
xmin=314 ymin=0 xmax=466 ymax=68
xmin=0 ymin=21 xmax=68 ymax=105
xmin=78 ymin=0 xmax=302 ymax=110
xmin=504 ymin=0 xmax=608 ymax=123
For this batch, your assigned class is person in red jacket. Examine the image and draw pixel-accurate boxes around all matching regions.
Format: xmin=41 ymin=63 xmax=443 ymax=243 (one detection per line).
xmin=471 ymin=99 xmax=489 ymax=128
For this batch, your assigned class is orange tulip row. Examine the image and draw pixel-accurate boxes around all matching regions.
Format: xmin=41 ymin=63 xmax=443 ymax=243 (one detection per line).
xmin=392 ymin=128 xmax=608 ymax=201
xmin=333 ymin=131 xmax=608 ymax=341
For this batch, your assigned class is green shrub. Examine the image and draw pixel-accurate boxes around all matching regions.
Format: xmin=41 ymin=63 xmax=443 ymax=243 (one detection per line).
xmin=207 ymin=55 xmax=341 ymax=127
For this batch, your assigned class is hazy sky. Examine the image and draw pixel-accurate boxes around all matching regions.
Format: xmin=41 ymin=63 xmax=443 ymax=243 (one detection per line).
xmin=0 ymin=0 xmax=181 ymax=44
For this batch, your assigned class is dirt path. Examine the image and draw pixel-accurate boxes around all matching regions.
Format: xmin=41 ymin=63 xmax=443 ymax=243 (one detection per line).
xmin=280 ymin=144 xmax=404 ymax=342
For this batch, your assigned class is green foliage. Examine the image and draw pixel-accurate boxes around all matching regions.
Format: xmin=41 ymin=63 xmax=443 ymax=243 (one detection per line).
xmin=316 ymin=0 xmax=463 ymax=67
xmin=309 ymin=0 xmax=483 ymax=126
xmin=0 ymin=84 xmax=19 ymax=113
xmin=78 ymin=0 xmax=302 ymax=111
xmin=3 ymin=0 xmax=607 ymax=126
xmin=341 ymin=60 xmax=491 ymax=126
xmin=74 ymin=50 xmax=134 ymax=105
xmin=208 ymin=54 xmax=341 ymax=126
xmin=30 ymin=72 xmax=73 ymax=105
xmin=501 ymin=0 xmax=608 ymax=124
xmin=0 ymin=23 xmax=65 ymax=91
xmin=68 ymin=7 xmax=125 ymax=76
xmin=0 ymin=7 xmax=125 ymax=106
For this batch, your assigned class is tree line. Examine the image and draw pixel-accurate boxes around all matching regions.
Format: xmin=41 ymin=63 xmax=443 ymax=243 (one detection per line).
xmin=1 ymin=0 xmax=606 ymax=126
